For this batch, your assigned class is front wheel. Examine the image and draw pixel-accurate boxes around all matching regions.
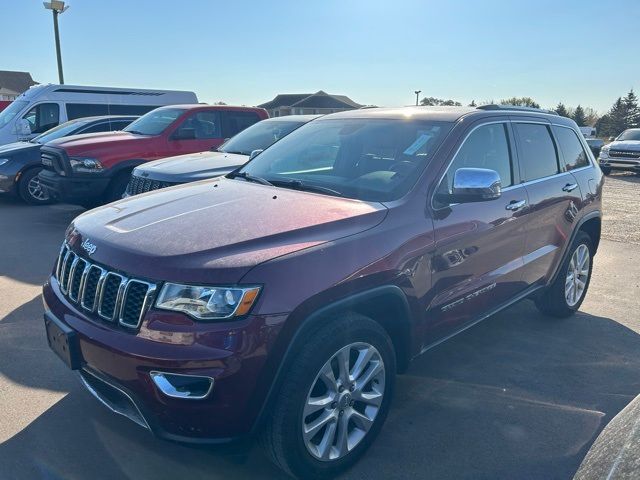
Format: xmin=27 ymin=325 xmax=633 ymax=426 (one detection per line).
xmin=262 ymin=313 xmax=395 ymax=479
xmin=600 ymin=166 xmax=611 ymax=175
xmin=535 ymin=231 xmax=594 ymax=317
xmin=18 ymin=168 xmax=53 ymax=205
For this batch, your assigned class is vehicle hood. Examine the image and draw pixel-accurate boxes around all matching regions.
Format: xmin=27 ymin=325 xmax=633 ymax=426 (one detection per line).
xmin=0 ymin=141 xmax=39 ymax=156
xmin=68 ymin=178 xmax=388 ymax=284
xmin=607 ymin=140 xmax=640 ymax=151
xmin=133 ymin=151 xmax=247 ymax=182
xmin=46 ymin=131 xmax=151 ymax=155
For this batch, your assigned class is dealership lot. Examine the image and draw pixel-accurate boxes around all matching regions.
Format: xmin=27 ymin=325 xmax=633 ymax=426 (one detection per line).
xmin=0 ymin=174 xmax=639 ymax=479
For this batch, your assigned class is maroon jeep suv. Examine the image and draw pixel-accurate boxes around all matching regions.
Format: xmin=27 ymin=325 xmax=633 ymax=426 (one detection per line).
xmin=43 ymin=105 xmax=603 ymax=479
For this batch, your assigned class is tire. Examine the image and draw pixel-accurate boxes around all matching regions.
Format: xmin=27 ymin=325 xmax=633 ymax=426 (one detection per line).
xmin=103 ymin=170 xmax=132 ymax=204
xmin=17 ymin=167 xmax=54 ymax=205
xmin=600 ymin=167 xmax=611 ymax=175
xmin=535 ymin=231 xmax=594 ymax=318
xmin=262 ymin=312 xmax=396 ymax=479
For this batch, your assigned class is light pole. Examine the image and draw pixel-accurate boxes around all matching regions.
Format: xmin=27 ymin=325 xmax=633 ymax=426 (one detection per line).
xmin=414 ymin=90 xmax=421 ymax=106
xmin=43 ymin=1 xmax=69 ymax=84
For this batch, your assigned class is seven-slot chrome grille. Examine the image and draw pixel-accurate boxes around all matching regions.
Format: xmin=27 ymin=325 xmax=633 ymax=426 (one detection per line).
xmin=55 ymin=243 xmax=157 ymax=330
xmin=609 ymin=149 xmax=640 ymax=160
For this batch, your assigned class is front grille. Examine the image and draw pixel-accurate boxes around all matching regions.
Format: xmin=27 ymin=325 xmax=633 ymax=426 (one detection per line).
xmin=609 ymin=150 xmax=640 ymax=160
xmin=41 ymin=149 xmax=66 ymax=175
xmin=126 ymin=174 xmax=179 ymax=196
xmin=55 ymin=243 xmax=157 ymax=329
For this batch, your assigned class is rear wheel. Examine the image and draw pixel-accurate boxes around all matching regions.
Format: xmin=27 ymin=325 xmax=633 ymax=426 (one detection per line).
xmin=535 ymin=231 xmax=593 ymax=318
xmin=262 ymin=313 xmax=395 ymax=479
xmin=18 ymin=167 xmax=53 ymax=205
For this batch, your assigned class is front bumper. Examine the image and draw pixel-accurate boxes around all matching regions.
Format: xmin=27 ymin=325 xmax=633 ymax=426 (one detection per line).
xmin=42 ymin=278 xmax=286 ymax=443
xmin=599 ymin=158 xmax=640 ymax=172
xmin=0 ymin=161 xmax=21 ymax=194
xmin=39 ymin=169 xmax=110 ymax=204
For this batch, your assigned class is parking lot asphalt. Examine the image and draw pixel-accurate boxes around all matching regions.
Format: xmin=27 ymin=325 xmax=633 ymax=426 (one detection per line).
xmin=1 ymin=173 xmax=639 ymax=480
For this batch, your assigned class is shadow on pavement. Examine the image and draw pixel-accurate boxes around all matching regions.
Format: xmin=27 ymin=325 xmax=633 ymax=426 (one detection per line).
xmin=0 ymin=195 xmax=83 ymax=286
xmin=1 ymin=296 xmax=640 ymax=479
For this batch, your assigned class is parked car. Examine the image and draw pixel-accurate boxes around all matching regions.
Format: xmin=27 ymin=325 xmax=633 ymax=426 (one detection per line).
xmin=125 ymin=115 xmax=318 ymax=197
xmin=0 ymin=115 xmax=137 ymax=204
xmin=585 ymin=138 xmax=604 ymax=158
xmin=598 ymin=128 xmax=640 ymax=175
xmin=38 ymin=104 xmax=268 ymax=207
xmin=0 ymin=100 xmax=11 ymax=112
xmin=0 ymin=84 xmax=197 ymax=146
xmin=43 ymin=105 xmax=602 ymax=479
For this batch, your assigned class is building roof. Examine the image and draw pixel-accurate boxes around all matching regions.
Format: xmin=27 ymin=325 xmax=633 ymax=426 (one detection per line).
xmin=258 ymin=91 xmax=362 ymax=110
xmin=0 ymin=71 xmax=37 ymax=95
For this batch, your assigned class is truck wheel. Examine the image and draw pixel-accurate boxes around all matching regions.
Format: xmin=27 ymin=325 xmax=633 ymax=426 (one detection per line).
xmin=18 ymin=167 xmax=53 ymax=205
xmin=600 ymin=166 xmax=611 ymax=175
xmin=535 ymin=231 xmax=593 ymax=318
xmin=103 ymin=171 xmax=132 ymax=204
xmin=262 ymin=313 xmax=396 ymax=479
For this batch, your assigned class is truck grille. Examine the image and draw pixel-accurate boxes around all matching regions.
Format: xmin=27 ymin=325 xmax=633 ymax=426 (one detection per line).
xmin=609 ymin=150 xmax=640 ymax=160
xmin=126 ymin=174 xmax=179 ymax=196
xmin=41 ymin=150 xmax=67 ymax=175
xmin=55 ymin=243 xmax=157 ymax=330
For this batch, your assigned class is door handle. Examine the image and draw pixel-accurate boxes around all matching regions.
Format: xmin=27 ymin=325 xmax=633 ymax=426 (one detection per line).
xmin=506 ymin=199 xmax=526 ymax=211
xmin=562 ymin=183 xmax=578 ymax=192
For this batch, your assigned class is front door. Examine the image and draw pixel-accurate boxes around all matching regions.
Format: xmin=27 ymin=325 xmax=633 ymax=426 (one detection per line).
xmin=166 ymin=110 xmax=224 ymax=156
xmin=427 ymin=121 xmax=530 ymax=341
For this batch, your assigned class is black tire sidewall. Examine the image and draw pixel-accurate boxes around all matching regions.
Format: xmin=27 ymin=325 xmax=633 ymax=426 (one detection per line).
xmin=558 ymin=232 xmax=594 ymax=313
xmin=18 ymin=168 xmax=51 ymax=205
xmin=104 ymin=171 xmax=131 ymax=203
xmin=276 ymin=316 xmax=395 ymax=479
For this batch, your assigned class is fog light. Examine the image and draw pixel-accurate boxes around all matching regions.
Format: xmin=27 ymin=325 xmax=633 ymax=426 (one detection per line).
xmin=150 ymin=371 xmax=214 ymax=400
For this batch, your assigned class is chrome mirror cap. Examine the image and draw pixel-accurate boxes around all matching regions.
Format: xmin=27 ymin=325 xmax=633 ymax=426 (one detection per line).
xmin=452 ymin=167 xmax=502 ymax=202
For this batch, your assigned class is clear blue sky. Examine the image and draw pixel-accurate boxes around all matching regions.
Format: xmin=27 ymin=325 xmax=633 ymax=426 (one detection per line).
xmin=2 ymin=0 xmax=638 ymax=113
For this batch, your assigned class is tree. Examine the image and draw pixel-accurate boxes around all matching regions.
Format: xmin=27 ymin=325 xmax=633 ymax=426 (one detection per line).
xmin=555 ymin=102 xmax=570 ymax=117
xmin=500 ymin=97 xmax=540 ymax=109
xmin=572 ymin=105 xmax=587 ymax=126
xmin=469 ymin=100 xmax=477 ymax=107
xmin=584 ymin=107 xmax=600 ymax=127
xmin=597 ymin=97 xmax=627 ymax=137
xmin=420 ymin=97 xmax=462 ymax=106
xmin=623 ymin=89 xmax=640 ymax=127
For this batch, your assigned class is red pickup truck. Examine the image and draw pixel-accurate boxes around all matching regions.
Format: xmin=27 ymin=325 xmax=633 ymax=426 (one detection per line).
xmin=39 ymin=104 xmax=268 ymax=207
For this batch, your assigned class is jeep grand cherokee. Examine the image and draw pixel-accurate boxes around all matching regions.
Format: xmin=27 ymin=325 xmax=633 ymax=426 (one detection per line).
xmin=43 ymin=105 xmax=603 ymax=479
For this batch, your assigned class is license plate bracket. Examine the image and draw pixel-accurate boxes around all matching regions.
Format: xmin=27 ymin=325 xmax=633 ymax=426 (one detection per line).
xmin=44 ymin=313 xmax=81 ymax=370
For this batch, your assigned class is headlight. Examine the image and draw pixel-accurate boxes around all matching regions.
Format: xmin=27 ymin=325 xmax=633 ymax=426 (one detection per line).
xmin=69 ymin=157 xmax=103 ymax=173
xmin=155 ymin=283 xmax=261 ymax=320
xmin=0 ymin=158 xmax=10 ymax=167
xmin=599 ymin=147 xmax=609 ymax=159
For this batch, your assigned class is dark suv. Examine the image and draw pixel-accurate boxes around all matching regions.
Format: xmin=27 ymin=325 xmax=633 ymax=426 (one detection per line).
xmin=43 ymin=105 xmax=602 ymax=479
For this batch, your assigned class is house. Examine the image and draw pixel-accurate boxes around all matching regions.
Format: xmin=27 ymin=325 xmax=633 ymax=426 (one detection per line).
xmin=0 ymin=71 xmax=38 ymax=101
xmin=258 ymin=90 xmax=362 ymax=117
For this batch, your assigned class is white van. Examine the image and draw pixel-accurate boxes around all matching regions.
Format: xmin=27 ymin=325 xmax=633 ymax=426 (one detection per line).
xmin=0 ymin=84 xmax=198 ymax=145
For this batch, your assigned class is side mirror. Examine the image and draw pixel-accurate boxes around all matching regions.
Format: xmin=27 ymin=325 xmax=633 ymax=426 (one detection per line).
xmin=445 ymin=167 xmax=502 ymax=203
xmin=18 ymin=119 xmax=31 ymax=136
xmin=172 ymin=127 xmax=196 ymax=140
xmin=249 ymin=149 xmax=263 ymax=160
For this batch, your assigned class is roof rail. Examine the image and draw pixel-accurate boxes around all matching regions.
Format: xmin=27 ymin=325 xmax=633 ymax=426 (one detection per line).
xmin=477 ymin=104 xmax=558 ymax=115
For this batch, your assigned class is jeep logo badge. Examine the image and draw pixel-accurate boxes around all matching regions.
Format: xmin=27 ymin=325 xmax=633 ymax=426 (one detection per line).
xmin=81 ymin=238 xmax=97 ymax=255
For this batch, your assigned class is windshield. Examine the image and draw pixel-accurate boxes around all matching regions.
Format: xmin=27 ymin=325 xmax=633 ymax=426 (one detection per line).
xmin=219 ymin=119 xmax=307 ymax=156
xmin=32 ymin=118 xmax=87 ymax=144
xmin=617 ymin=129 xmax=640 ymax=141
xmin=0 ymin=100 xmax=28 ymax=129
xmin=236 ymin=118 xmax=451 ymax=202
xmin=124 ymin=108 xmax=185 ymax=136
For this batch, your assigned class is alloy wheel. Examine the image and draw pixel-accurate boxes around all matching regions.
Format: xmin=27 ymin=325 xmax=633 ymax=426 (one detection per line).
xmin=27 ymin=175 xmax=49 ymax=202
xmin=302 ymin=342 xmax=385 ymax=461
xmin=565 ymin=244 xmax=590 ymax=307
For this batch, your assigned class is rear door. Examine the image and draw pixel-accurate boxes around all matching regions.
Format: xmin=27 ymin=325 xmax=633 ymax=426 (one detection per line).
xmin=427 ymin=120 xmax=530 ymax=339
xmin=512 ymin=120 xmax=583 ymax=285
xmin=221 ymin=110 xmax=263 ymax=140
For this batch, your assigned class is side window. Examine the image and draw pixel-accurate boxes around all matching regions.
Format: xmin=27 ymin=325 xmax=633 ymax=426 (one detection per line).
xmin=110 ymin=120 xmax=133 ymax=131
xmin=514 ymin=123 xmax=559 ymax=181
xmin=222 ymin=111 xmax=261 ymax=138
xmin=23 ymin=103 xmax=60 ymax=133
xmin=78 ymin=122 xmax=112 ymax=134
xmin=66 ymin=103 xmax=109 ymax=119
xmin=176 ymin=111 xmax=221 ymax=139
xmin=552 ymin=126 xmax=590 ymax=171
xmin=441 ymin=123 xmax=513 ymax=194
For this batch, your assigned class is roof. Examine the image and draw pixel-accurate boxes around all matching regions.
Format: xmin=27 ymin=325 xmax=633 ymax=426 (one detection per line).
xmin=317 ymin=105 xmax=571 ymax=123
xmin=258 ymin=91 xmax=362 ymax=110
xmin=155 ymin=104 xmax=267 ymax=112
xmin=0 ymin=71 xmax=37 ymax=94
xmin=263 ymin=114 xmax=321 ymax=122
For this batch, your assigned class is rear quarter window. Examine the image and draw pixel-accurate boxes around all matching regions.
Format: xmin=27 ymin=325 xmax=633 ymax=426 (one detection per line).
xmin=552 ymin=126 xmax=590 ymax=171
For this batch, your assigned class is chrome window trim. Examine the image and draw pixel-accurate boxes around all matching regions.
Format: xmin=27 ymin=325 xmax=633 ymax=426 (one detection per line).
xmin=118 ymin=280 xmax=156 ymax=329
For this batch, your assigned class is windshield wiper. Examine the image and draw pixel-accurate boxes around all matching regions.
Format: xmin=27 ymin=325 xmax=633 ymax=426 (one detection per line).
xmin=227 ymin=171 xmax=273 ymax=186
xmin=270 ymin=179 xmax=343 ymax=197
xmin=126 ymin=130 xmax=149 ymax=136
xmin=221 ymin=150 xmax=247 ymax=155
